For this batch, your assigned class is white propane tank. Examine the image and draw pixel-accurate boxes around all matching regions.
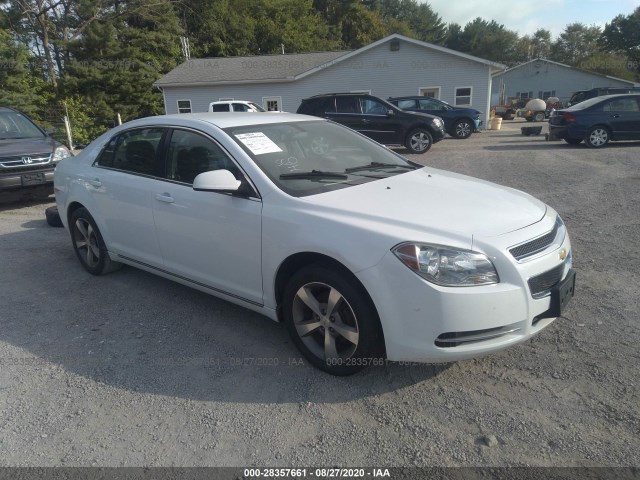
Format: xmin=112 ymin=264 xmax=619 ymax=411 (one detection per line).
xmin=524 ymin=98 xmax=547 ymax=111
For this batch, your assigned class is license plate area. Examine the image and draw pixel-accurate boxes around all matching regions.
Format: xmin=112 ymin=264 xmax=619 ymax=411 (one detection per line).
xmin=546 ymin=269 xmax=576 ymax=318
xmin=21 ymin=173 xmax=46 ymax=186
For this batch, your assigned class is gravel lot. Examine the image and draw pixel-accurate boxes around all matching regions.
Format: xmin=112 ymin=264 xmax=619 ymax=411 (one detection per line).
xmin=1 ymin=120 xmax=639 ymax=468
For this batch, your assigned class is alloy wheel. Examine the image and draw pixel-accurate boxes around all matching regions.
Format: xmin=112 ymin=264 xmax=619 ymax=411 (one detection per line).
xmin=292 ymin=282 xmax=359 ymax=361
xmin=410 ymin=132 xmax=430 ymax=152
xmin=588 ymin=128 xmax=608 ymax=147
xmin=73 ymin=218 xmax=100 ymax=268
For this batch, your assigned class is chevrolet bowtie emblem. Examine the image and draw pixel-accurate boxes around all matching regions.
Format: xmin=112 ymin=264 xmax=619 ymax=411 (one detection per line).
xmin=559 ymin=248 xmax=567 ymax=261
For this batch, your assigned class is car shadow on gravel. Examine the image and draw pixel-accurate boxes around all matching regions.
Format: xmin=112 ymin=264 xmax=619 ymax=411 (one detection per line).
xmin=0 ymin=226 xmax=450 ymax=404
xmin=0 ymin=194 xmax=54 ymax=212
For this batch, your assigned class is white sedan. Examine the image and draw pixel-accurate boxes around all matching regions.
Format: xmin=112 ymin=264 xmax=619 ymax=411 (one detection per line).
xmin=54 ymin=113 xmax=575 ymax=375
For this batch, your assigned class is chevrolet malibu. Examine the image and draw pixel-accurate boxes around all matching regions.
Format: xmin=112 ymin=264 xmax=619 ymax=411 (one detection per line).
xmin=54 ymin=113 xmax=576 ymax=375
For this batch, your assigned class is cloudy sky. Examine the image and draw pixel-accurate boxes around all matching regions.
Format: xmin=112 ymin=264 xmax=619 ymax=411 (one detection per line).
xmin=423 ymin=0 xmax=639 ymax=37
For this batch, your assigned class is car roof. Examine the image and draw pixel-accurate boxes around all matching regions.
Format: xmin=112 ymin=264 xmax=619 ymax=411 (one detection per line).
xmin=210 ymin=100 xmax=257 ymax=104
xmin=126 ymin=112 xmax=320 ymax=129
xmin=388 ymin=96 xmax=443 ymax=100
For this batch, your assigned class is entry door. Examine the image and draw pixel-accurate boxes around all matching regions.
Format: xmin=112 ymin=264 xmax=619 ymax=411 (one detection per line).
xmin=151 ymin=128 xmax=263 ymax=305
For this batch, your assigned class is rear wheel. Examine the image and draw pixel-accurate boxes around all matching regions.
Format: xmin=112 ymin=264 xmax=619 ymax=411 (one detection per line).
xmin=534 ymin=112 xmax=545 ymax=122
xmin=70 ymin=207 xmax=122 ymax=275
xmin=405 ymin=128 xmax=433 ymax=154
xmin=585 ymin=126 xmax=610 ymax=148
xmin=283 ymin=264 xmax=383 ymax=375
xmin=452 ymin=119 xmax=473 ymax=139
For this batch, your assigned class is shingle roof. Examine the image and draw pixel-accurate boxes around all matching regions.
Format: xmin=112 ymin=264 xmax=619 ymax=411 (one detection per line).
xmin=154 ymin=51 xmax=349 ymax=87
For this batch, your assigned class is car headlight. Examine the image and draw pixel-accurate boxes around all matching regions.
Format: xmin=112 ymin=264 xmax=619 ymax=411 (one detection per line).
xmin=431 ymin=118 xmax=444 ymax=129
xmin=392 ymin=243 xmax=499 ymax=286
xmin=53 ymin=146 xmax=72 ymax=162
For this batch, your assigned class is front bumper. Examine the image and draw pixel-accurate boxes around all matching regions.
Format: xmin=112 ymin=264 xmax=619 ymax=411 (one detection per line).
xmin=356 ymin=212 xmax=574 ymax=363
xmin=0 ymin=166 xmax=56 ymax=190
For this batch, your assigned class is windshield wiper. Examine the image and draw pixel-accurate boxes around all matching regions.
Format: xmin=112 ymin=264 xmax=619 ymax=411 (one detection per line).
xmin=280 ymin=170 xmax=348 ymax=180
xmin=345 ymin=162 xmax=417 ymax=173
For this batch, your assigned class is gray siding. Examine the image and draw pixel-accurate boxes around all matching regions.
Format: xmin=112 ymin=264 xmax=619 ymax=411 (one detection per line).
xmin=161 ymin=39 xmax=494 ymax=126
xmin=492 ymin=61 xmax=635 ymax=104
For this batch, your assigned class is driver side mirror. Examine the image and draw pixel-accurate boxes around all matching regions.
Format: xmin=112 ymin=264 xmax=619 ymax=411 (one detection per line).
xmin=193 ymin=169 xmax=241 ymax=192
xmin=386 ymin=109 xmax=395 ymax=116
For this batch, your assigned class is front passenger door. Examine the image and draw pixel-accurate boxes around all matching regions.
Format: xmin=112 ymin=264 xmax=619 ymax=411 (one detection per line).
xmin=151 ymin=128 xmax=263 ymax=305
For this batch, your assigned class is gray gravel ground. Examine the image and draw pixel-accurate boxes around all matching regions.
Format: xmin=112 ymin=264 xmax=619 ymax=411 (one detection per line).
xmin=0 ymin=120 xmax=639 ymax=468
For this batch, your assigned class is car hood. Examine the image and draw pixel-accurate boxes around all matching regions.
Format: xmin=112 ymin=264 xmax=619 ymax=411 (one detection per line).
xmin=305 ymin=168 xmax=546 ymax=240
xmin=0 ymin=137 xmax=56 ymax=157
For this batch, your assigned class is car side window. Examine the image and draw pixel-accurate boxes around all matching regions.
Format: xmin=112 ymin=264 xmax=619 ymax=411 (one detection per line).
xmin=602 ymin=98 xmax=640 ymax=112
xmin=336 ymin=96 xmax=359 ymax=114
xmin=95 ymin=128 xmax=163 ymax=175
xmin=212 ymin=104 xmax=230 ymax=112
xmin=397 ymin=99 xmax=416 ymax=109
xmin=165 ymin=129 xmax=241 ymax=184
xmin=360 ymin=98 xmax=388 ymax=115
xmin=418 ymin=98 xmax=440 ymax=110
xmin=232 ymin=103 xmax=250 ymax=112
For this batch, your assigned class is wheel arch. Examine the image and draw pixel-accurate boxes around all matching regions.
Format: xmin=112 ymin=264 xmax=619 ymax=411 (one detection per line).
xmin=66 ymin=201 xmax=86 ymax=227
xmin=273 ymin=252 xmax=385 ymax=353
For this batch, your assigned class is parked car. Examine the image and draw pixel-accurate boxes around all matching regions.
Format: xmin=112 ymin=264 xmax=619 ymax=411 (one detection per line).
xmin=54 ymin=112 xmax=575 ymax=375
xmin=568 ymin=87 xmax=640 ymax=106
xmin=0 ymin=107 xmax=72 ymax=197
xmin=209 ymin=100 xmax=266 ymax=112
xmin=388 ymin=96 xmax=482 ymax=139
xmin=548 ymin=94 xmax=640 ymax=148
xmin=296 ymin=93 xmax=445 ymax=153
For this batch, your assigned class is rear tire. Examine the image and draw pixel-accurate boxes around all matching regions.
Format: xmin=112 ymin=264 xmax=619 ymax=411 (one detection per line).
xmin=405 ymin=128 xmax=433 ymax=154
xmin=585 ymin=126 xmax=610 ymax=148
xmin=70 ymin=207 xmax=122 ymax=275
xmin=282 ymin=264 xmax=384 ymax=375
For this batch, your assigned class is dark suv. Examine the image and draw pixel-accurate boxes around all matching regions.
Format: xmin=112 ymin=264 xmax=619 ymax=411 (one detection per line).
xmin=0 ymin=107 xmax=72 ymax=198
xmin=388 ymin=96 xmax=482 ymax=139
xmin=568 ymin=87 xmax=640 ymax=106
xmin=297 ymin=93 xmax=445 ymax=153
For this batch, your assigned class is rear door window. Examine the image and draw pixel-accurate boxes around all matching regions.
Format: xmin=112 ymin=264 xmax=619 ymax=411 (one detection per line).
xmin=335 ymin=96 xmax=359 ymax=114
xmin=96 ymin=128 xmax=164 ymax=175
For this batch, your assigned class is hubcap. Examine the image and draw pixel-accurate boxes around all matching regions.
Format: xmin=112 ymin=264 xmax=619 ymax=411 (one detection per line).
xmin=292 ymin=282 xmax=359 ymax=361
xmin=410 ymin=132 xmax=430 ymax=152
xmin=456 ymin=122 xmax=471 ymax=137
xmin=589 ymin=129 xmax=608 ymax=146
xmin=73 ymin=218 xmax=100 ymax=268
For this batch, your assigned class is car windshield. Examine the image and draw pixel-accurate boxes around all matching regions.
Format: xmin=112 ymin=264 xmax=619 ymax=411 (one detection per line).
xmin=226 ymin=120 xmax=418 ymax=197
xmin=0 ymin=111 xmax=45 ymax=140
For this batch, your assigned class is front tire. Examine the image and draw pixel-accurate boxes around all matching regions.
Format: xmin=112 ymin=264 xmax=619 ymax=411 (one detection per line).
xmin=282 ymin=264 xmax=384 ymax=375
xmin=70 ymin=207 xmax=122 ymax=275
xmin=405 ymin=128 xmax=433 ymax=154
xmin=452 ymin=119 xmax=473 ymax=139
xmin=585 ymin=126 xmax=610 ymax=148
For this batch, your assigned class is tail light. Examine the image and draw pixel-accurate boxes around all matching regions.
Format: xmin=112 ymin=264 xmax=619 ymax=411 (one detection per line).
xmin=562 ymin=113 xmax=577 ymax=123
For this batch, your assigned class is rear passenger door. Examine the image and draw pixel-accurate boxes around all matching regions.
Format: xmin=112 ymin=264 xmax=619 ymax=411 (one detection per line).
xmin=332 ymin=96 xmax=364 ymax=133
xmin=602 ymin=97 xmax=640 ymax=139
xmin=151 ymin=128 xmax=264 ymax=305
xmin=91 ymin=127 xmax=166 ymax=267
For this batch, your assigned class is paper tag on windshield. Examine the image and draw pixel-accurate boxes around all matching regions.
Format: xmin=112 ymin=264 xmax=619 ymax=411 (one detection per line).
xmin=235 ymin=132 xmax=282 ymax=155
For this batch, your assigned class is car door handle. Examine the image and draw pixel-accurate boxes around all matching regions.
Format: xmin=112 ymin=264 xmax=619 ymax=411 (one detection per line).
xmin=362 ymin=118 xmax=371 ymax=123
xmin=611 ymin=114 xmax=620 ymax=118
xmin=155 ymin=193 xmax=175 ymax=204
xmin=88 ymin=178 xmax=101 ymax=188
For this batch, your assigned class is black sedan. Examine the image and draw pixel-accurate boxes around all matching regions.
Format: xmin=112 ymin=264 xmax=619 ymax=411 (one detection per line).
xmin=548 ymin=94 xmax=640 ymax=148
xmin=388 ymin=96 xmax=482 ymax=139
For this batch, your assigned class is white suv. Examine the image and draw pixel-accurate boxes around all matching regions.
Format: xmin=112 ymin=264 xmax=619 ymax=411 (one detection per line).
xmin=209 ymin=101 xmax=266 ymax=113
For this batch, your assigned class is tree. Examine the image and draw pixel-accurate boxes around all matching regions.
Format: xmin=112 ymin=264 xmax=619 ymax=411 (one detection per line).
xmin=550 ymin=23 xmax=601 ymax=65
xmin=600 ymin=6 xmax=640 ymax=78
xmin=445 ymin=18 xmax=521 ymax=65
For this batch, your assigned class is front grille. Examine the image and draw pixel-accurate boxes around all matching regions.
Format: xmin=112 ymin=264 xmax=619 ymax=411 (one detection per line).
xmin=0 ymin=163 xmax=55 ymax=174
xmin=528 ymin=263 xmax=564 ymax=297
xmin=509 ymin=220 xmax=559 ymax=261
xmin=0 ymin=153 xmax=52 ymax=168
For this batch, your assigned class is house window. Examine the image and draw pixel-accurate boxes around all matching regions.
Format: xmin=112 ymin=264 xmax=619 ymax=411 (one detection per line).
xmin=262 ymin=96 xmax=282 ymax=112
xmin=538 ymin=90 xmax=557 ymax=100
xmin=177 ymin=100 xmax=192 ymax=114
xmin=419 ymin=87 xmax=440 ymax=99
xmin=516 ymin=91 xmax=533 ymax=101
xmin=454 ymin=87 xmax=472 ymax=106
